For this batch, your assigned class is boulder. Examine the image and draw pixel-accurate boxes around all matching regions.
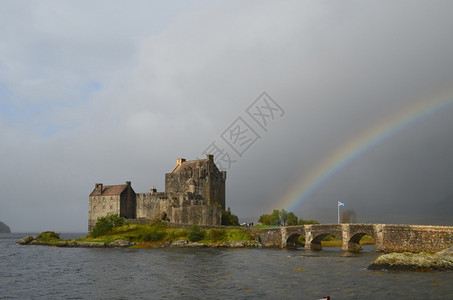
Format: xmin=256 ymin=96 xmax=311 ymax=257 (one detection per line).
xmin=187 ymin=242 xmax=207 ymax=248
xmin=106 ymin=240 xmax=135 ymax=247
xmin=368 ymin=247 xmax=453 ymax=271
xmin=170 ymin=240 xmax=188 ymax=247
xmin=228 ymin=240 xmax=246 ymax=248
xmin=17 ymin=236 xmax=34 ymax=245
xmin=76 ymin=241 xmax=106 ymax=248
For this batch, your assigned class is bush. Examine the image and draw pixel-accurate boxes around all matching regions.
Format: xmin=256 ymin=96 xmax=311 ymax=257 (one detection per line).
xmin=188 ymin=224 xmax=205 ymax=242
xmin=37 ymin=231 xmax=60 ymax=241
xmin=91 ymin=215 xmax=126 ymax=238
xmin=222 ymin=208 xmax=239 ymax=226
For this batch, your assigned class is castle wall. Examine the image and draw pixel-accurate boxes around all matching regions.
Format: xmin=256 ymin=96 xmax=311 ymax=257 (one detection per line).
xmin=120 ymin=186 xmax=137 ymax=219
xmin=136 ymin=193 xmax=172 ymax=220
xmin=136 ymin=192 xmax=221 ymax=226
xmin=88 ymin=195 xmax=120 ymax=232
xmin=206 ymin=171 xmax=226 ymax=209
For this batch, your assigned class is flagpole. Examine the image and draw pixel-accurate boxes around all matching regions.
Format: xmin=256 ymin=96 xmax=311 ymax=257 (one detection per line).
xmin=337 ymin=202 xmax=340 ymax=224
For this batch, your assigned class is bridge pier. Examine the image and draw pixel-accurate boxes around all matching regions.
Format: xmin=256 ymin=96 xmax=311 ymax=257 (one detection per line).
xmin=306 ymin=242 xmax=322 ymax=250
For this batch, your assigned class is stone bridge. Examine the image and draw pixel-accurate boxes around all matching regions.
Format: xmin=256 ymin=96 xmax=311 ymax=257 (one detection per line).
xmin=250 ymin=224 xmax=453 ymax=252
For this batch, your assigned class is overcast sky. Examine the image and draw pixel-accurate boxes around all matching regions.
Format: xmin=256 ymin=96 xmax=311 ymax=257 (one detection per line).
xmin=1 ymin=0 xmax=453 ymax=232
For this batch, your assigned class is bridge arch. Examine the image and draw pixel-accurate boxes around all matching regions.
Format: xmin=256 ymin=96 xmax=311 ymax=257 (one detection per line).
xmin=286 ymin=233 xmax=305 ymax=248
xmin=308 ymin=233 xmax=342 ymax=250
xmin=305 ymin=224 xmax=343 ymax=250
xmin=345 ymin=225 xmax=376 ymax=251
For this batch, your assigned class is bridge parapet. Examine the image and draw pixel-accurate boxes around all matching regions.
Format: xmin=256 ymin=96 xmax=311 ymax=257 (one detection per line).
xmin=376 ymin=224 xmax=453 ymax=253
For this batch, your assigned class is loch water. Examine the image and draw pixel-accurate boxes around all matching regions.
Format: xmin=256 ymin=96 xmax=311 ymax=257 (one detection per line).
xmin=1 ymin=233 xmax=452 ymax=299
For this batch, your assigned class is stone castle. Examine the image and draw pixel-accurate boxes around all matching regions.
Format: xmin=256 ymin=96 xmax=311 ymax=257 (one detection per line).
xmin=88 ymin=155 xmax=226 ymax=232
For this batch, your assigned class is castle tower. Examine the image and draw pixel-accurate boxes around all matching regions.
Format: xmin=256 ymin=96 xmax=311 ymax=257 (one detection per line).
xmin=165 ymin=154 xmax=226 ymax=209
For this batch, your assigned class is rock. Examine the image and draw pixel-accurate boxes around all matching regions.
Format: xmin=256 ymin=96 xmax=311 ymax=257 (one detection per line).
xmin=437 ymin=247 xmax=453 ymax=256
xmin=368 ymin=248 xmax=453 ymax=271
xmin=106 ymin=240 xmax=134 ymax=247
xmin=17 ymin=236 xmax=34 ymax=245
xmin=187 ymin=242 xmax=207 ymax=248
xmin=76 ymin=241 xmax=106 ymax=248
xmin=170 ymin=240 xmax=188 ymax=247
xmin=229 ymin=240 xmax=246 ymax=248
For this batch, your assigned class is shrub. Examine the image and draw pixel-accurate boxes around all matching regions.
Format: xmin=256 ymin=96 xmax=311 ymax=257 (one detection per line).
xmin=188 ymin=224 xmax=205 ymax=242
xmin=91 ymin=215 xmax=126 ymax=238
xmin=37 ymin=231 xmax=60 ymax=241
xmin=221 ymin=208 xmax=239 ymax=226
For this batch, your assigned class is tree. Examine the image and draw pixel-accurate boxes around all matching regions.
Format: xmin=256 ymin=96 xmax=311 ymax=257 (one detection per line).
xmin=341 ymin=210 xmax=356 ymax=223
xmin=279 ymin=209 xmax=289 ymax=226
xmin=258 ymin=209 xmax=299 ymax=226
xmin=222 ymin=207 xmax=239 ymax=226
xmin=286 ymin=212 xmax=298 ymax=226
xmin=270 ymin=209 xmax=281 ymax=225
xmin=91 ymin=214 xmax=126 ymax=238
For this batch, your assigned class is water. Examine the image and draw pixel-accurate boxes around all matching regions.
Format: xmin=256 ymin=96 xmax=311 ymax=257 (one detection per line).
xmin=1 ymin=233 xmax=452 ymax=299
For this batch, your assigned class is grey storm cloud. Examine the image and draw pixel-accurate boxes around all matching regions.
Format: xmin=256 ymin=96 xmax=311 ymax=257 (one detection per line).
xmin=1 ymin=0 xmax=452 ymax=232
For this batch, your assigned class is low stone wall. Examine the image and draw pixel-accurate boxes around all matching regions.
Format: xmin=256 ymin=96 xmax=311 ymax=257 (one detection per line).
xmin=379 ymin=225 xmax=453 ymax=253
xmin=249 ymin=228 xmax=282 ymax=248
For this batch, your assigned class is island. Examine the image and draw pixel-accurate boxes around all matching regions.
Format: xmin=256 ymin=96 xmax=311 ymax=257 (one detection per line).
xmin=0 ymin=221 xmax=11 ymax=233
xmin=17 ymin=220 xmax=260 ymax=248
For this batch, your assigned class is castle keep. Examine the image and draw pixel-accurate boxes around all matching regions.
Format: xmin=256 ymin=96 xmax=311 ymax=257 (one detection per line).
xmin=88 ymin=155 xmax=226 ymax=232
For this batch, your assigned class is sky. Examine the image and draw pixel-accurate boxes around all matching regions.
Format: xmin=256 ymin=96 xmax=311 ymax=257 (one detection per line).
xmin=1 ymin=0 xmax=453 ymax=232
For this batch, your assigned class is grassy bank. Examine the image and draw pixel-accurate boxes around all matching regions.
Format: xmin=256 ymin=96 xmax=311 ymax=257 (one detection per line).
xmin=78 ymin=222 xmax=255 ymax=247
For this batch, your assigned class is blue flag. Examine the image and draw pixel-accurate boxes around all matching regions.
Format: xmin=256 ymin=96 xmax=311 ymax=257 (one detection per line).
xmin=338 ymin=201 xmax=344 ymax=207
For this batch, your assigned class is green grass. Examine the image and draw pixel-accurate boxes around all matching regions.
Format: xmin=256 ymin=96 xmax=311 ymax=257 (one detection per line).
xmin=252 ymin=224 xmax=280 ymax=229
xmin=75 ymin=222 xmax=254 ymax=247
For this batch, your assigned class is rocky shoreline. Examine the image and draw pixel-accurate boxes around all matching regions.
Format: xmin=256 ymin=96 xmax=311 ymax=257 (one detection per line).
xmin=16 ymin=235 xmax=260 ymax=249
xmin=368 ymin=247 xmax=453 ymax=271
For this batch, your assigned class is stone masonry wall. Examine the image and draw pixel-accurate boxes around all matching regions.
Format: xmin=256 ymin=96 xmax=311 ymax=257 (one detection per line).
xmin=379 ymin=224 xmax=453 ymax=253
xmin=88 ymin=195 xmax=120 ymax=232
xmin=136 ymin=192 xmax=221 ymax=226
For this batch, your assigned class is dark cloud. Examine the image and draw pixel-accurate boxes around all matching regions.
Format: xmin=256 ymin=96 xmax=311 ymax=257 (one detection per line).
xmin=1 ymin=1 xmax=452 ymax=231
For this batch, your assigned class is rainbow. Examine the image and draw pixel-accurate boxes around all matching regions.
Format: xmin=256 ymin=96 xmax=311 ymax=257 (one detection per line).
xmin=281 ymin=95 xmax=453 ymax=212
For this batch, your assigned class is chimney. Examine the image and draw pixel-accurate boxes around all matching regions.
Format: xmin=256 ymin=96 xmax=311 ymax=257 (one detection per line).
xmin=151 ymin=185 xmax=157 ymax=194
xmin=126 ymin=181 xmax=131 ymax=186
xmin=207 ymin=154 xmax=214 ymax=162
xmin=95 ymin=183 xmax=103 ymax=190
xmin=177 ymin=158 xmax=186 ymax=166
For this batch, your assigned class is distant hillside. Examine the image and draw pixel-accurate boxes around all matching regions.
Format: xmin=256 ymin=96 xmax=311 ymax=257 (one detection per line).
xmin=0 ymin=221 xmax=11 ymax=233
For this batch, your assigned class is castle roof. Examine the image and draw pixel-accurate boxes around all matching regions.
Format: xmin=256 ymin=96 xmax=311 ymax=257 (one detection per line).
xmin=89 ymin=184 xmax=128 ymax=196
xmin=171 ymin=158 xmax=207 ymax=174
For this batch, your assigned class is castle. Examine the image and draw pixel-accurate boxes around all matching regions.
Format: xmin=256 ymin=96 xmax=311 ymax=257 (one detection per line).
xmin=88 ymin=154 xmax=226 ymax=232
